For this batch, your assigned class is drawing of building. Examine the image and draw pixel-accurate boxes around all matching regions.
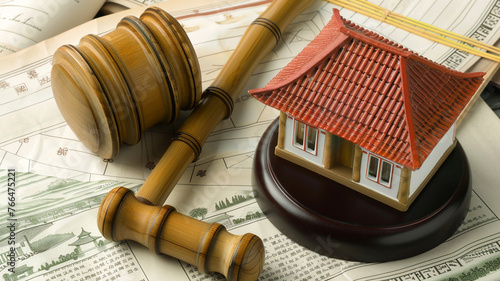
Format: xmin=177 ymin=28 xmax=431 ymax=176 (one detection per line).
xmin=249 ymin=9 xmax=484 ymax=211
xmin=69 ymin=228 xmax=100 ymax=254
xmin=0 ymin=244 xmax=25 ymax=265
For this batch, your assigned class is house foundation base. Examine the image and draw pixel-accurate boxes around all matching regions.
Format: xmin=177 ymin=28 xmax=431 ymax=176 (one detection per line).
xmin=252 ymin=119 xmax=471 ymax=262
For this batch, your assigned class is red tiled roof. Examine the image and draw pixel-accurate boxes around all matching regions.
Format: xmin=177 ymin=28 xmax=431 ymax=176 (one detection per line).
xmin=249 ymin=9 xmax=484 ymax=170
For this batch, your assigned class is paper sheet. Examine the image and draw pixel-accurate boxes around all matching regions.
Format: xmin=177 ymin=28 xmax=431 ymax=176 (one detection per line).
xmin=105 ymin=0 xmax=162 ymax=9
xmin=101 ymin=0 xmax=267 ymax=13
xmin=0 ymin=0 xmax=106 ymax=57
xmin=1 ymin=0 xmax=500 ymax=280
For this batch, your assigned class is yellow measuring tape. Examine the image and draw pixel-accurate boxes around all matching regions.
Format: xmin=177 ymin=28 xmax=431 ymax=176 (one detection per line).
xmin=326 ymin=0 xmax=500 ymax=62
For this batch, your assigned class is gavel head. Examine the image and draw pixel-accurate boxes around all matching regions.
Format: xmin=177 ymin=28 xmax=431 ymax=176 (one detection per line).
xmin=98 ymin=187 xmax=265 ymax=281
xmin=51 ymin=7 xmax=202 ymax=159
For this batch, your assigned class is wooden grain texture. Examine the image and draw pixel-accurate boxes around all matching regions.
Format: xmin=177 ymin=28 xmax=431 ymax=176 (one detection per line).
xmin=322 ymin=132 xmax=333 ymax=170
xmin=253 ymin=118 xmax=472 ymax=262
xmin=52 ymin=7 xmax=201 ymax=159
xmin=136 ymin=0 xmax=315 ymax=206
xmin=98 ymin=187 xmax=265 ymax=281
xmin=352 ymin=145 xmax=362 ymax=182
xmin=53 ymin=1 xmax=315 ymax=279
xmin=397 ymin=167 xmax=411 ymax=204
xmin=277 ymin=112 xmax=286 ymax=149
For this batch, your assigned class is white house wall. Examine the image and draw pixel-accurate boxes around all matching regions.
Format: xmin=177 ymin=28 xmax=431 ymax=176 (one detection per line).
xmin=409 ymin=123 xmax=456 ymax=196
xmin=282 ymin=116 xmax=456 ymax=204
xmin=284 ymin=116 xmax=403 ymax=202
xmin=283 ymin=116 xmax=326 ymax=167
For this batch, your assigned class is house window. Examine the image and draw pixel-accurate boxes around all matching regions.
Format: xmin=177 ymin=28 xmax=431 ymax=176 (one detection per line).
xmin=307 ymin=127 xmax=318 ymax=152
xmin=366 ymin=154 xmax=393 ymax=187
xmin=368 ymin=156 xmax=379 ymax=178
xmin=294 ymin=121 xmax=305 ymax=146
xmin=380 ymin=161 xmax=392 ymax=184
xmin=293 ymin=120 xmax=318 ymax=154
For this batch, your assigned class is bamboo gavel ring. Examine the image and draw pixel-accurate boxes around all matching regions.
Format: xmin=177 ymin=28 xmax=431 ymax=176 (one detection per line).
xmin=98 ymin=187 xmax=264 ymax=280
xmin=51 ymin=0 xmax=314 ymax=280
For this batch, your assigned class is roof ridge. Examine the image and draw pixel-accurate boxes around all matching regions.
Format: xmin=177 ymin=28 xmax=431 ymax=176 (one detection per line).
xmin=249 ymin=9 xmax=350 ymax=95
xmin=249 ymin=9 xmax=485 ymax=169
xmin=340 ymin=17 xmax=411 ymax=55
xmin=399 ymin=58 xmax=420 ymax=169
xmin=338 ymin=15 xmax=485 ymax=79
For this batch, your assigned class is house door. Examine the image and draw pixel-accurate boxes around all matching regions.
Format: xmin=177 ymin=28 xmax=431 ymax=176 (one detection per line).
xmin=336 ymin=137 xmax=354 ymax=168
xmin=336 ymin=137 xmax=354 ymax=169
xmin=322 ymin=133 xmax=354 ymax=179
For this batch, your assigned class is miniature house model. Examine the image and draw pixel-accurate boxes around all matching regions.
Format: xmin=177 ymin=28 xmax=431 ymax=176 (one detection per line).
xmin=249 ymin=9 xmax=484 ymax=211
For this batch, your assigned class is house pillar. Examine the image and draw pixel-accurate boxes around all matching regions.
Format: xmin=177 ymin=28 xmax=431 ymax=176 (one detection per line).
xmin=277 ymin=112 xmax=287 ymax=149
xmin=322 ymin=132 xmax=333 ymax=169
xmin=397 ymin=167 xmax=411 ymax=204
xmin=352 ymin=145 xmax=362 ymax=182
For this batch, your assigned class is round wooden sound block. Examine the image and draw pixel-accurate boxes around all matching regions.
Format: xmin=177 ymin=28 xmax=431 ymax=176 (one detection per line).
xmin=252 ymin=119 xmax=471 ymax=262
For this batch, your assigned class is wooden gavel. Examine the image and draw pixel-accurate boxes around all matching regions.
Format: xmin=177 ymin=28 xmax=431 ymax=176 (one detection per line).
xmin=51 ymin=0 xmax=314 ymax=280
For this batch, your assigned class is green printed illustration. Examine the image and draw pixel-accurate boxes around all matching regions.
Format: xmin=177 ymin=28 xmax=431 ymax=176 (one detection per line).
xmin=0 ymin=171 xmax=140 ymax=281
xmin=188 ymin=190 xmax=263 ymax=229
xmin=215 ymin=194 xmax=254 ymax=211
xmin=189 ymin=208 xmax=208 ymax=220
xmin=438 ymin=256 xmax=500 ymax=281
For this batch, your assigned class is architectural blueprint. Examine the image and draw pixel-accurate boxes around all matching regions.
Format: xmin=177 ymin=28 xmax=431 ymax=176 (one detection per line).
xmin=1 ymin=0 xmax=500 ymax=280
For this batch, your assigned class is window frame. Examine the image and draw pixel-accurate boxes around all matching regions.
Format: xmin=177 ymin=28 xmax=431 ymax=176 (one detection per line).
xmin=365 ymin=153 xmax=393 ymax=188
xmin=292 ymin=119 xmax=319 ymax=155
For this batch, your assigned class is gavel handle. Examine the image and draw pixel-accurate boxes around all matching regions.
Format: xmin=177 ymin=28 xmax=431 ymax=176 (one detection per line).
xmin=136 ymin=0 xmax=315 ymax=206
xmin=99 ymin=187 xmax=264 ymax=281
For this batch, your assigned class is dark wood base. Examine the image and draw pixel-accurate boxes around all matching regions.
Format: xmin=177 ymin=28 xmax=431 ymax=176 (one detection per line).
xmin=252 ymin=119 xmax=471 ymax=262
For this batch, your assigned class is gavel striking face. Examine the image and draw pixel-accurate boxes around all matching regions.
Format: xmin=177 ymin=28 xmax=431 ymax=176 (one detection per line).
xmin=51 ymin=7 xmax=201 ymax=159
